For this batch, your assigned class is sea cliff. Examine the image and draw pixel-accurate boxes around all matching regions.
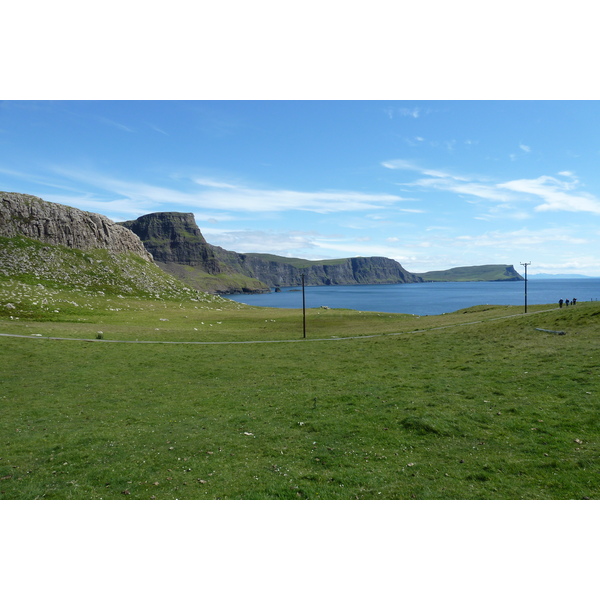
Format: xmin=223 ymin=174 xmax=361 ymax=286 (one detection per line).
xmin=213 ymin=250 xmax=423 ymax=287
xmin=118 ymin=212 xmax=270 ymax=294
xmin=120 ymin=212 xmax=423 ymax=292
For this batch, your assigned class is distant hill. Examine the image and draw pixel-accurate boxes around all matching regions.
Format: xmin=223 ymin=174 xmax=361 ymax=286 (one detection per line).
xmin=415 ymin=264 xmax=524 ymax=282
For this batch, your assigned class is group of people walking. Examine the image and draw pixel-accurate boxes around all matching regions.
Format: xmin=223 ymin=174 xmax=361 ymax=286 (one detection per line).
xmin=558 ymin=298 xmax=577 ymax=308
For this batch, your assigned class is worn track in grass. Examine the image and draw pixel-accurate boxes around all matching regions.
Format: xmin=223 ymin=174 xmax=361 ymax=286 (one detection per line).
xmin=0 ymin=307 xmax=560 ymax=345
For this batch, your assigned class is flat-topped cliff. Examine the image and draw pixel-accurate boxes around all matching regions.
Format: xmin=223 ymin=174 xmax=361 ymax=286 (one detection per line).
xmin=416 ymin=264 xmax=524 ymax=282
xmin=118 ymin=212 xmax=221 ymax=270
xmin=118 ymin=212 xmax=269 ymax=294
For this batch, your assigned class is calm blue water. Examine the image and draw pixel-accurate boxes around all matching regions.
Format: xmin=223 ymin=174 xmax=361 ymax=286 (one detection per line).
xmin=223 ymin=279 xmax=600 ymax=316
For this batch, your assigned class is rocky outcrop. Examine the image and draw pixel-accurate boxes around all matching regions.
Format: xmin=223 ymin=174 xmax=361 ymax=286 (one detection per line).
xmin=0 ymin=192 xmax=153 ymax=261
xmin=119 ymin=212 xmax=221 ymax=271
xmin=119 ymin=212 xmax=269 ymax=294
xmin=0 ymin=194 xmax=223 ymax=300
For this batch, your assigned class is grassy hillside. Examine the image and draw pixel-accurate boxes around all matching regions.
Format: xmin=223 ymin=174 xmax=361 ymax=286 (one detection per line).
xmin=417 ymin=264 xmax=522 ymax=282
xmin=155 ymin=261 xmax=270 ymax=294
xmin=0 ymin=235 xmax=227 ymax=319
xmin=1 ymin=275 xmax=599 ymax=499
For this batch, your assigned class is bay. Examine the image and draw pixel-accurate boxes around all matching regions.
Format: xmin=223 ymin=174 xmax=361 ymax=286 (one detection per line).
xmin=222 ymin=279 xmax=600 ymax=316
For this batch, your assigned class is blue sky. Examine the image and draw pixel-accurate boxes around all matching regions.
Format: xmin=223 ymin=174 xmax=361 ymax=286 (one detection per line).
xmin=2 ymin=100 xmax=600 ymax=276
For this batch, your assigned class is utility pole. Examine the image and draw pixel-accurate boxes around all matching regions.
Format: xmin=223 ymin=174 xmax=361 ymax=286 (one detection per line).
xmin=520 ymin=262 xmax=531 ymax=313
xmin=301 ymin=273 xmax=306 ymax=338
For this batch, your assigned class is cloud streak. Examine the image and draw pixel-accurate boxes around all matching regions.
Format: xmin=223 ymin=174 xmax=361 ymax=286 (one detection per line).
xmin=201 ymin=227 xmax=325 ymax=255
xmin=499 ymin=175 xmax=600 ymax=215
xmin=95 ymin=117 xmax=134 ymax=133
xmin=383 ymin=159 xmax=600 ymax=215
xmin=44 ymin=167 xmax=416 ymax=217
xmin=455 ymin=227 xmax=588 ymax=248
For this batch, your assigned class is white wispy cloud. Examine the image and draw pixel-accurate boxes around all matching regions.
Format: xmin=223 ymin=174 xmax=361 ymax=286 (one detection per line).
xmin=198 ymin=187 xmax=406 ymax=214
xmin=413 ymin=178 xmax=513 ymax=203
xmin=313 ymin=239 xmax=413 ymax=259
xmin=0 ymin=167 xmax=95 ymax=196
xmin=40 ymin=193 xmax=152 ymax=222
xmin=499 ymin=175 xmax=600 ymax=214
xmin=403 ymin=137 xmax=425 ymax=147
xmin=382 ymin=159 xmax=468 ymax=181
xmin=206 ymin=227 xmax=418 ymax=261
xmin=531 ymin=255 xmax=600 ymax=273
xmin=398 ymin=107 xmax=421 ymax=118
xmin=193 ymin=212 xmax=241 ymax=224
xmin=455 ymin=227 xmax=587 ymax=247
xmin=385 ymin=106 xmax=437 ymax=121
xmin=45 ymin=167 xmax=415 ymax=217
xmin=96 ymin=117 xmax=134 ymax=133
xmin=193 ymin=177 xmax=240 ymax=189
xmin=383 ymin=159 xmax=600 ymax=216
xmin=200 ymin=228 xmax=324 ymax=254
xmin=146 ymin=123 xmax=168 ymax=135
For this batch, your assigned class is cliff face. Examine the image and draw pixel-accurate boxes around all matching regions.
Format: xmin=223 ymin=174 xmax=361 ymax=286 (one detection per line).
xmin=119 ymin=212 xmax=222 ymax=272
xmin=501 ymin=265 xmax=524 ymax=281
xmin=214 ymin=251 xmax=423 ymax=287
xmin=0 ymin=192 xmax=153 ymax=261
xmin=119 ymin=212 xmax=270 ymax=294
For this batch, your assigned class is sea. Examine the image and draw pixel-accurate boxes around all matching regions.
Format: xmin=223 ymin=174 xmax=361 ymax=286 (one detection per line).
xmin=222 ymin=279 xmax=600 ymax=316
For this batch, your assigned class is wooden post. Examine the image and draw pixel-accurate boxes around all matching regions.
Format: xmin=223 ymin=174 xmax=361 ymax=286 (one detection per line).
xmin=520 ymin=262 xmax=530 ymax=313
xmin=302 ymin=273 xmax=306 ymax=338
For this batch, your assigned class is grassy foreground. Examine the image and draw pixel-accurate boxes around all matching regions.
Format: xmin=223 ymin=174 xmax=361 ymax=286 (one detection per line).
xmin=1 ymin=288 xmax=599 ymax=499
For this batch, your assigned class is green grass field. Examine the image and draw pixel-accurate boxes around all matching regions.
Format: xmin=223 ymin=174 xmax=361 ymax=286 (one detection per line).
xmin=1 ymin=286 xmax=599 ymax=500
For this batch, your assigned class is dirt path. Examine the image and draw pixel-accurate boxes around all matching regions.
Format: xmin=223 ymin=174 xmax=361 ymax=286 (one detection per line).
xmin=0 ymin=308 xmax=559 ymax=345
